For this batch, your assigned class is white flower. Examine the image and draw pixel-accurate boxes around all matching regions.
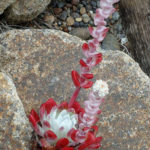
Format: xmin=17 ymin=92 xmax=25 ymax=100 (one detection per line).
xmin=93 ymin=80 xmax=109 ymax=97
xmin=46 ymin=108 xmax=78 ymax=139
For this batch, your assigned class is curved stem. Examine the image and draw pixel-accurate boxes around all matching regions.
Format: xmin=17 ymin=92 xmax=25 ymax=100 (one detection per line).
xmin=68 ymin=87 xmax=81 ymax=108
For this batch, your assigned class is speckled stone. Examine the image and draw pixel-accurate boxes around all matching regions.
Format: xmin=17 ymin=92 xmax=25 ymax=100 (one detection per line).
xmin=6 ymin=0 xmax=51 ymax=22
xmin=0 ymin=29 xmax=150 ymax=149
xmin=0 ymin=0 xmax=16 ymax=15
xmin=0 ymin=72 xmax=32 ymax=149
xmin=70 ymin=27 xmax=91 ymax=40
xmin=102 ymin=33 xmax=120 ymax=50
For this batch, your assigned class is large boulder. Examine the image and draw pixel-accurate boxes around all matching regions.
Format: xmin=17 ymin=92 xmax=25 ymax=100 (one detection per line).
xmin=0 ymin=71 xmax=32 ymax=149
xmin=6 ymin=0 xmax=51 ymax=22
xmin=0 ymin=0 xmax=16 ymax=14
xmin=120 ymin=0 xmax=150 ymax=76
xmin=0 ymin=29 xmax=150 ymax=149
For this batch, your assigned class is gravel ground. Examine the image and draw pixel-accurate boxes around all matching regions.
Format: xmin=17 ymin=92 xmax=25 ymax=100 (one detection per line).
xmin=0 ymin=0 xmax=129 ymax=54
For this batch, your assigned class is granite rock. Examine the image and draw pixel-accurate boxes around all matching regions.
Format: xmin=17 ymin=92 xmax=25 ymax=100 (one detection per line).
xmin=6 ymin=0 xmax=51 ymax=22
xmin=0 ymin=29 xmax=150 ymax=149
xmin=102 ymin=33 xmax=120 ymax=50
xmin=0 ymin=71 xmax=32 ymax=149
xmin=0 ymin=0 xmax=16 ymax=15
xmin=70 ymin=27 xmax=91 ymax=40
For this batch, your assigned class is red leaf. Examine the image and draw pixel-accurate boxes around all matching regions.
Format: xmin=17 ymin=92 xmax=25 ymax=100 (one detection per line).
xmin=44 ymin=130 xmax=57 ymax=140
xmin=82 ymin=73 xmax=93 ymax=79
xmin=82 ymin=43 xmax=89 ymax=51
xmin=80 ymin=59 xmax=88 ymax=67
xmin=40 ymin=98 xmax=57 ymax=115
xmin=91 ymin=125 xmax=98 ymax=135
xmin=95 ymin=53 xmax=102 ymax=65
xmin=78 ymin=132 xmax=95 ymax=150
xmin=29 ymin=109 xmax=40 ymax=128
xmin=81 ymin=81 xmax=93 ymax=89
xmin=71 ymin=101 xmax=81 ymax=114
xmin=56 ymin=138 xmax=69 ymax=149
xmin=58 ymin=101 xmax=68 ymax=109
xmin=61 ymin=147 xmax=74 ymax=150
xmin=43 ymin=120 xmax=50 ymax=128
xmin=68 ymin=128 xmax=78 ymax=142
xmin=71 ymin=71 xmax=80 ymax=87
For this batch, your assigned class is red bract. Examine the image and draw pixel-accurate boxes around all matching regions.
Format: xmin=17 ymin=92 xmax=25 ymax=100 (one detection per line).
xmin=82 ymin=43 xmax=89 ymax=51
xmin=71 ymin=71 xmax=81 ymax=87
xmin=71 ymin=70 xmax=93 ymax=89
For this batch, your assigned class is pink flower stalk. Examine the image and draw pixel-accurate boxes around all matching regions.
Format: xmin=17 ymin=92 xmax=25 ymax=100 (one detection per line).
xmin=69 ymin=0 xmax=120 ymax=108
xmin=29 ymin=0 xmax=119 ymax=149
xmin=70 ymin=80 xmax=109 ymax=148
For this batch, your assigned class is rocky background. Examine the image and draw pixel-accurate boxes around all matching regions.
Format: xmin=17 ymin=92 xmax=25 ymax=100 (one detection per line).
xmin=0 ymin=0 xmax=150 ymax=150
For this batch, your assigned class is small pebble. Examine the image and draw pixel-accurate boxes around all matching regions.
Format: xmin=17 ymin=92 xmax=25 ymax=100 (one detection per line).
xmin=89 ymin=20 xmax=94 ymax=25
xmin=85 ymin=5 xmax=92 ymax=11
xmin=66 ymin=0 xmax=71 ymax=2
xmin=97 ymin=1 xmax=100 ymax=7
xmin=80 ymin=7 xmax=86 ymax=15
xmin=68 ymin=26 xmax=72 ymax=31
xmin=59 ymin=11 xmax=68 ymax=21
xmin=78 ymin=4 xmax=83 ymax=8
xmin=74 ymin=22 xmax=80 ymax=27
xmin=75 ymin=17 xmax=82 ymax=22
xmin=67 ymin=16 xmax=75 ymax=26
xmin=44 ymin=14 xmax=55 ymax=24
xmin=82 ymin=14 xmax=90 ymax=23
xmin=72 ymin=12 xmax=80 ymax=18
xmin=73 ymin=6 xmax=77 ymax=11
xmin=62 ymin=22 xmax=67 ymax=27
xmin=54 ymin=8 xmax=62 ymax=15
xmin=79 ymin=22 xmax=85 ymax=27
xmin=71 ymin=0 xmax=79 ymax=5
xmin=63 ymin=27 xmax=69 ymax=32
xmin=67 ymin=8 xmax=71 ymax=16
xmin=58 ymin=21 xmax=62 ymax=26
xmin=82 ymin=1 xmax=87 ymax=6
xmin=91 ymin=1 xmax=97 ymax=7
xmin=66 ymin=3 xmax=72 ymax=8
xmin=57 ymin=2 xmax=66 ymax=8
xmin=112 ymin=12 xmax=120 ymax=21
xmin=115 ymin=23 xmax=123 ymax=32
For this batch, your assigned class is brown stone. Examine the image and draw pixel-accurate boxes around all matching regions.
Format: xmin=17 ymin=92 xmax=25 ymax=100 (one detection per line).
xmin=80 ymin=7 xmax=86 ymax=15
xmin=71 ymin=0 xmax=79 ymax=5
xmin=54 ymin=8 xmax=63 ymax=15
xmin=0 ymin=0 xmax=16 ymax=15
xmin=44 ymin=14 xmax=55 ymax=27
xmin=5 ymin=0 xmax=51 ymax=22
xmin=66 ymin=16 xmax=74 ymax=26
xmin=73 ymin=6 xmax=77 ymax=11
xmin=0 ymin=29 xmax=150 ymax=149
xmin=70 ymin=27 xmax=91 ymax=40
xmin=0 ymin=72 xmax=32 ymax=149
xmin=75 ymin=17 xmax=82 ymax=22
